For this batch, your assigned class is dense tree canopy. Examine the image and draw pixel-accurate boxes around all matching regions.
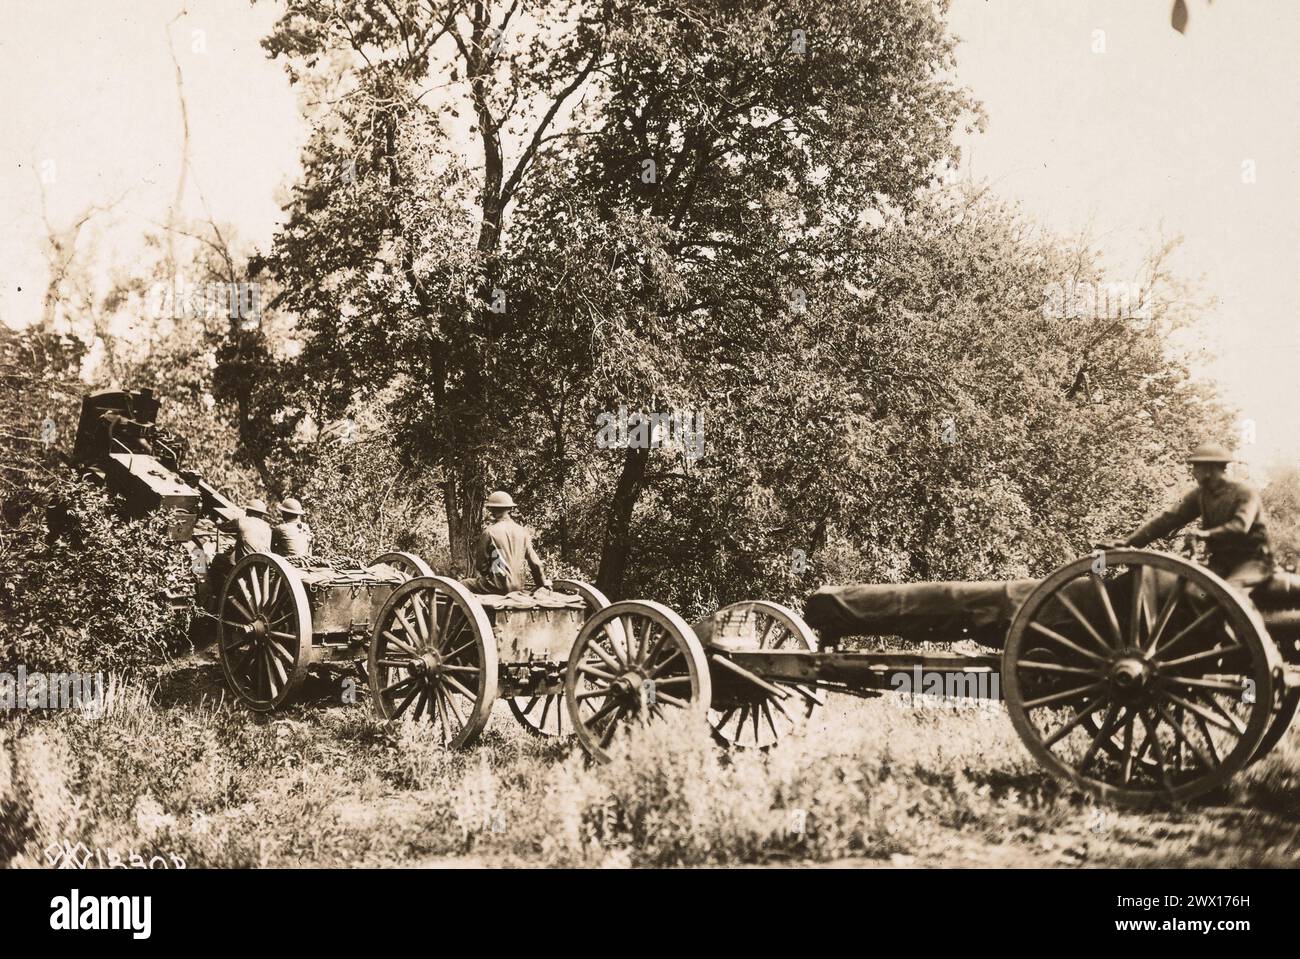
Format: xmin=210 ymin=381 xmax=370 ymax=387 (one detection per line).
xmin=1263 ymin=465 xmax=1300 ymax=571
xmin=235 ymin=0 xmax=1235 ymax=611
xmin=252 ymin=0 xmax=977 ymax=587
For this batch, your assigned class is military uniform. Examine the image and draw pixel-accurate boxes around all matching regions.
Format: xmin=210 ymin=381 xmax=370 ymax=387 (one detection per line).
xmin=462 ymin=491 xmax=548 ymax=594
xmin=234 ymin=514 xmax=273 ymax=560
xmin=465 ymin=516 xmax=540 ymax=593
xmin=272 ymin=519 xmax=313 ymax=557
xmin=1125 ymin=455 xmax=1273 ymax=591
xmin=210 ymin=499 xmax=272 ymax=591
xmin=271 ymin=497 xmax=312 ymax=557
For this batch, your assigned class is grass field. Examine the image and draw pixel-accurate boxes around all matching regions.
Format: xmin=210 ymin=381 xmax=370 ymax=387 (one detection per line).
xmin=4 ymin=650 xmax=1300 ymax=868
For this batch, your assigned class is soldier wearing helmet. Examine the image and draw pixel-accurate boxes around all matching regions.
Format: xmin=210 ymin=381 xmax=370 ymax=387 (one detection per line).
xmin=464 ymin=490 xmax=551 ymax=594
xmin=272 ymin=497 xmax=314 ymax=558
xmin=1107 ymin=442 xmax=1273 ymax=592
xmin=209 ymin=498 xmax=274 ymax=588
xmin=234 ymin=498 xmax=274 ymax=560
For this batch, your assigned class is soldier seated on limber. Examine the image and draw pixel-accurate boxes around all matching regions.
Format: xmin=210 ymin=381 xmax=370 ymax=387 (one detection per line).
xmin=210 ymin=498 xmax=273 ymax=585
xmin=272 ymin=497 xmax=313 ymax=558
xmin=462 ymin=490 xmax=551 ymax=594
xmin=234 ymin=499 xmax=274 ymax=558
xmin=1099 ymin=442 xmax=1274 ymax=595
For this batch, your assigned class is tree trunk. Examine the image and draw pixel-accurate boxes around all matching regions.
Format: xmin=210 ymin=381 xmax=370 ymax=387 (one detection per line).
xmin=596 ymin=443 xmax=650 ymax=597
xmin=229 ymin=364 xmax=280 ymax=500
xmin=443 ymin=471 xmax=485 ymax=576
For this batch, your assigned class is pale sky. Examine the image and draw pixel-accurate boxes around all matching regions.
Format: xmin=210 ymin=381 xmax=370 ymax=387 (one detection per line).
xmin=947 ymin=0 xmax=1300 ymax=476
xmin=3 ymin=0 xmax=1299 ymax=473
xmin=0 ymin=0 xmax=303 ymax=328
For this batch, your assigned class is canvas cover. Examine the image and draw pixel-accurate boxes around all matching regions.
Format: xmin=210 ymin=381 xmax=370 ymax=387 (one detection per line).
xmin=804 ymin=579 xmax=1041 ymax=642
xmin=296 ymin=561 xmax=407 ymax=590
xmin=474 ymin=587 xmax=587 ymax=611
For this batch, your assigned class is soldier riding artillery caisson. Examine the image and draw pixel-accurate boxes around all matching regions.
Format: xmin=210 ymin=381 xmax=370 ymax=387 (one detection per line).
xmin=1099 ymin=441 xmax=1274 ymax=594
xmin=60 ymin=385 xmax=1300 ymax=803
xmin=205 ymin=498 xmax=273 ymax=600
xmin=230 ymin=498 xmax=273 ymax=560
xmin=462 ymin=490 xmax=551 ymax=594
xmin=211 ymin=496 xmax=272 ymax=559
xmin=272 ymin=497 xmax=313 ymax=558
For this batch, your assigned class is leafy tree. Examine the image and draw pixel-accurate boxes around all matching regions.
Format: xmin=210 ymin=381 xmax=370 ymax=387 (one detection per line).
xmin=289 ymin=416 xmax=452 ymax=567
xmin=258 ymin=0 xmax=612 ymax=567
xmin=256 ymin=0 xmax=977 ymax=588
xmin=1263 ymin=464 xmax=1300 ymax=571
xmin=575 ymin=186 xmax=1235 ymax=614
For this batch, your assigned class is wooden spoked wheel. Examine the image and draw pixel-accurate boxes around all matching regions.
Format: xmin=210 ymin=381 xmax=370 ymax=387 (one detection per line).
xmin=368 ymin=576 xmax=498 ymax=749
xmin=564 ymin=600 xmax=712 ymax=762
xmin=552 ymin=578 xmax=612 ymax=612
xmin=707 ymin=601 xmax=825 ymax=750
xmin=1247 ymin=628 xmax=1300 ymax=762
xmin=368 ymin=551 xmax=435 ymax=579
xmin=357 ymin=553 xmax=437 ymax=686
xmin=506 ymin=578 xmax=612 ymax=739
xmin=1251 ymin=685 xmax=1300 ymax=763
xmin=1004 ymin=550 xmax=1278 ymax=807
xmin=507 ymin=689 xmax=568 ymax=739
xmin=217 ymin=552 xmax=312 ymax=712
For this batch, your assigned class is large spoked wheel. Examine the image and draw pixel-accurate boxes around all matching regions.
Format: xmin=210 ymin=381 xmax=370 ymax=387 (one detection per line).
xmin=707 ymin=601 xmax=825 ymax=750
xmin=1252 ymin=688 xmax=1300 ymax=762
xmin=217 ymin=552 xmax=313 ymax=712
xmin=506 ymin=578 xmax=612 ymax=739
xmin=368 ymin=576 xmax=498 ymax=749
xmin=360 ymin=553 xmax=436 ymax=685
xmin=564 ymin=600 xmax=712 ymax=762
xmin=1004 ymin=550 xmax=1278 ymax=807
xmin=368 ymin=551 xmax=435 ymax=579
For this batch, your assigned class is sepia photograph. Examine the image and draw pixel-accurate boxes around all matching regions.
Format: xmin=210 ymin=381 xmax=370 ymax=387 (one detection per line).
xmin=0 ymin=0 xmax=1295 ymax=929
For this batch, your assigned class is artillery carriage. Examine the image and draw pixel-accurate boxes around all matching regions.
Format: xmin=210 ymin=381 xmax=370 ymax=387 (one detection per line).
xmin=65 ymin=388 xmax=637 ymax=729
xmin=66 ymin=387 xmax=1300 ymax=807
xmin=212 ymin=550 xmax=434 ymax=711
xmin=375 ymin=546 xmax=1300 ymax=808
xmin=71 ymin=387 xmax=239 ymax=556
xmin=67 ymin=388 xmax=450 ymax=710
xmin=686 ymin=548 xmax=1300 ymax=808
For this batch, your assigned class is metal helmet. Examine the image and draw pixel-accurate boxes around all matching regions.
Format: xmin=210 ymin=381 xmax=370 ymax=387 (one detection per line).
xmin=484 ymin=490 xmax=516 ymax=509
xmin=1186 ymin=442 xmax=1234 ymax=464
xmin=245 ymin=498 xmax=268 ymax=517
xmin=279 ymin=497 xmax=305 ymax=516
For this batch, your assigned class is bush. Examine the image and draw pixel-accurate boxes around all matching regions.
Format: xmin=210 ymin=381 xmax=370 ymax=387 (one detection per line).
xmin=0 ymin=474 xmax=195 ymax=675
xmin=293 ymin=429 xmax=452 ymax=570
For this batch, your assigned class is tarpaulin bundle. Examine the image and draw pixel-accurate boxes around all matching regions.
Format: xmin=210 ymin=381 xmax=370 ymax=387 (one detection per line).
xmin=294 ymin=559 xmax=407 ymax=590
xmin=474 ymin=588 xmax=586 ymax=611
xmin=803 ymin=579 xmax=1041 ymax=645
xmin=803 ymin=568 xmax=1191 ymax=647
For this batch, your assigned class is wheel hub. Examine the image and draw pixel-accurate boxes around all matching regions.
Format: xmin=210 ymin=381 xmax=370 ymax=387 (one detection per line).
xmin=410 ymin=651 xmax=442 ymax=676
xmin=238 ymin=617 xmax=269 ymax=643
xmin=615 ymin=671 xmax=647 ymax=705
xmin=1108 ymin=655 xmax=1152 ymax=695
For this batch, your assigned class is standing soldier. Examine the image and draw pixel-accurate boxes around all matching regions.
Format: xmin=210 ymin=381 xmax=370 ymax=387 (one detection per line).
xmin=272 ymin=497 xmax=314 ymax=558
xmin=464 ymin=490 xmax=551 ymax=594
xmin=1105 ymin=442 xmax=1274 ymax=593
